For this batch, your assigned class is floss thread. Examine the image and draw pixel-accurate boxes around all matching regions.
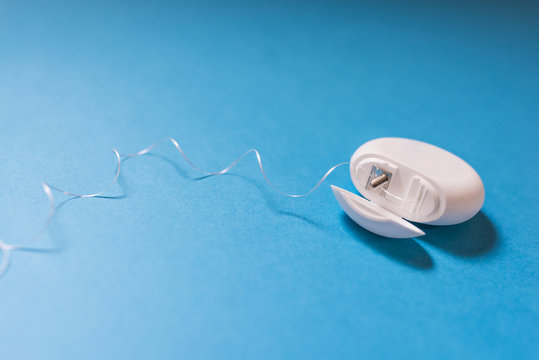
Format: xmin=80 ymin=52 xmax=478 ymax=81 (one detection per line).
xmin=0 ymin=138 xmax=350 ymax=276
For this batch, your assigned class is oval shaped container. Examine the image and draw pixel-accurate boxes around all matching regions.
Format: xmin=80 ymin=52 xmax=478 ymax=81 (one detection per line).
xmin=331 ymin=137 xmax=484 ymax=238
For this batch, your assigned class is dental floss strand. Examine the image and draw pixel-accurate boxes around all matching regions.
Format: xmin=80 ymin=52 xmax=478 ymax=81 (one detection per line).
xmin=0 ymin=138 xmax=350 ymax=276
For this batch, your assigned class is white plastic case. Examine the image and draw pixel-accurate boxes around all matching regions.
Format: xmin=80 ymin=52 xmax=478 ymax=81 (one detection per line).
xmin=331 ymin=137 xmax=485 ymax=238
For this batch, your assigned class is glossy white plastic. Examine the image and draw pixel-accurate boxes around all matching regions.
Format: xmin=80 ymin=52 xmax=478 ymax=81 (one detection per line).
xmin=332 ymin=137 xmax=484 ymax=238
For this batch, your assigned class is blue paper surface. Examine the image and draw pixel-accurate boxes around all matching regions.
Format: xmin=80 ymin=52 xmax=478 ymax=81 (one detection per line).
xmin=0 ymin=1 xmax=538 ymax=359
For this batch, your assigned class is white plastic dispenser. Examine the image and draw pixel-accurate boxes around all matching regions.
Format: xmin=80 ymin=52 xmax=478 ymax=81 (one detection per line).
xmin=331 ymin=138 xmax=485 ymax=238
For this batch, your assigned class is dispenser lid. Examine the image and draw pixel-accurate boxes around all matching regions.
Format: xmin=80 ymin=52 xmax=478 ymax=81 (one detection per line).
xmin=331 ymin=185 xmax=425 ymax=238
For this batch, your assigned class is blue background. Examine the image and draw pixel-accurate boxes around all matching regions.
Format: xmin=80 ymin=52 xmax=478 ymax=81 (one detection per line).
xmin=0 ymin=0 xmax=538 ymax=358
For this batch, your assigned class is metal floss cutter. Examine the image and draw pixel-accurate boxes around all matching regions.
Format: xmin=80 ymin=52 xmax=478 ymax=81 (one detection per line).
xmin=331 ymin=137 xmax=485 ymax=238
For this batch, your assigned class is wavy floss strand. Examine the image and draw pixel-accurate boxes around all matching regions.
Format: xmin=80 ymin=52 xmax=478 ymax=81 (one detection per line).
xmin=0 ymin=138 xmax=350 ymax=276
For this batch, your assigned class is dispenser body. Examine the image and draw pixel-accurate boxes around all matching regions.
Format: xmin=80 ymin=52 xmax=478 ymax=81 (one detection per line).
xmin=350 ymin=137 xmax=484 ymax=225
xmin=332 ymin=137 xmax=485 ymax=238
